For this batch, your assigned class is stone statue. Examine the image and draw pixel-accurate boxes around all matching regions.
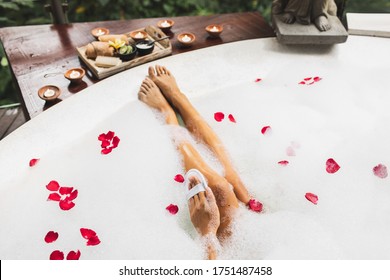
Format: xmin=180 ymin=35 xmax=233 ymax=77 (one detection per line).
xmin=272 ymin=0 xmax=338 ymax=31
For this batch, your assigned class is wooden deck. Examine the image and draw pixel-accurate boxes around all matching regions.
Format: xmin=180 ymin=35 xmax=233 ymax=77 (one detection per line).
xmin=0 ymin=106 xmax=26 ymax=140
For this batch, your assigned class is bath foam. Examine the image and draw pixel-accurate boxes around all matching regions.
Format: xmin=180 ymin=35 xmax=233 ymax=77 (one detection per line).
xmin=0 ymin=36 xmax=390 ymax=259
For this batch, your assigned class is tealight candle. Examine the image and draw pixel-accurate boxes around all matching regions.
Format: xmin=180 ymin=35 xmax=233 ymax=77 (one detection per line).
xmin=91 ymin=27 xmax=109 ymax=39
xmin=161 ymin=20 xmax=171 ymax=28
xmin=69 ymin=70 xmax=81 ymax=79
xmin=134 ymin=32 xmax=144 ymax=39
xmin=96 ymin=29 xmax=105 ymax=36
xmin=210 ymin=26 xmax=219 ymax=32
xmin=181 ymin=35 xmax=191 ymax=43
xmin=43 ymin=89 xmax=55 ymax=98
xmin=205 ymin=24 xmax=223 ymax=38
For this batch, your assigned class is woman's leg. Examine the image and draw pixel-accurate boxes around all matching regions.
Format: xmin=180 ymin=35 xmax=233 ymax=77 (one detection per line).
xmin=138 ymin=77 xmax=238 ymax=239
xmin=148 ymin=65 xmax=252 ymax=204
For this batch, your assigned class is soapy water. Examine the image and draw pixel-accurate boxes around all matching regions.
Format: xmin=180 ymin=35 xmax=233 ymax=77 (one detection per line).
xmin=1 ymin=75 xmax=390 ymax=260
xmin=1 ymin=37 xmax=390 ymax=259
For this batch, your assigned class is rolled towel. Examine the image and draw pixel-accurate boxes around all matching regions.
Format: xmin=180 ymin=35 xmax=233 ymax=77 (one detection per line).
xmin=85 ymin=41 xmax=115 ymax=59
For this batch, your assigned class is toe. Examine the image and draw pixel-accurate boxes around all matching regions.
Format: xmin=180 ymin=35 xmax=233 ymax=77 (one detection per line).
xmin=148 ymin=66 xmax=156 ymax=78
xmin=156 ymin=65 xmax=164 ymax=75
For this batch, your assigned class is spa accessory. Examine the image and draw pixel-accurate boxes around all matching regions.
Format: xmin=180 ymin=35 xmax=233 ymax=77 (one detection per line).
xmin=157 ymin=19 xmax=174 ymax=32
xmin=91 ymin=27 xmax=109 ymax=39
xmin=205 ymin=24 xmax=223 ymax=38
xmin=95 ymin=56 xmax=121 ymax=68
xmin=177 ymin=32 xmax=196 ymax=47
xmin=85 ymin=41 xmax=115 ymax=59
xmin=38 ymin=85 xmax=61 ymax=101
xmin=129 ymin=30 xmax=148 ymax=41
xmin=98 ymin=34 xmax=129 ymax=44
xmin=143 ymin=36 xmax=170 ymax=46
xmin=185 ymin=169 xmax=207 ymax=201
xmin=118 ymin=44 xmax=137 ymax=61
xmin=64 ymin=68 xmax=85 ymax=83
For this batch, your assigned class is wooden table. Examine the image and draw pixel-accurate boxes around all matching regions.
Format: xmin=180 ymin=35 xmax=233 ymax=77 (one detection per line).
xmin=0 ymin=12 xmax=275 ymax=120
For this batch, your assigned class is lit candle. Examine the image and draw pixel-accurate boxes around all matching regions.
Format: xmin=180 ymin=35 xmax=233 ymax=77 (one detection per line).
xmin=181 ymin=35 xmax=191 ymax=43
xmin=95 ymin=29 xmax=105 ymax=36
xmin=43 ymin=89 xmax=55 ymax=98
xmin=134 ymin=32 xmax=144 ymax=39
xmin=161 ymin=20 xmax=171 ymax=28
xmin=69 ymin=70 xmax=81 ymax=79
xmin=210 ymin=26 xmax=219 ymax=32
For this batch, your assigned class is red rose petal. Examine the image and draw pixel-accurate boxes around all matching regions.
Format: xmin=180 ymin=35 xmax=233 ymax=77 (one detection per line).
xmin=112 ymin=136 xmax=120 ymax=148
xmin=49 ymin=250 xmax=64 ymax=260
xmin=254 ymin=78 xmax=262 ymax=83
xmin=373 ymin=164 xmax=388 ymax=179
xmin=106 ymin=131 xmax=115 ymax=140
xmin=248 ymin=199 xmax=263 ymax=212
xmin=261 ymin=126 xmax=271 ymax=135
xmin=59 ymin=198 xmax=75 ymax=211
xmin=228 ymin=114 xmax=236 ymax=123
xmin=304 ymin=77 xmax=312 ymax=81
xmin=46 ymin=180 xmax=60 ymax=191
xmin=66 ymin=250 xmax=81 ymax=260
xmin=299 ymin=81 xmax=306 ymax=85
xmin=166 ymin=204 xmax=179 ymax=215
xmin=174 ymin=174 xmax=184 ymax=183
xmin=101 ymin=140 xmax=110 ymax=148
xmin=29 ymin=158 xmax=40 ymax=167
xmin=44 ymin=231 xmax=59 ymax=243
xmin=86 ymin=236 xmax=101 ymax=246
xmin=305 ymin=193 xmax=318 ymax=205
xmin=59 ymin=187 xmax=73 ymax=195
xmin=68 ymin=189 xmax=78 ymax=201
xmin=98 ymin=133 xmax=106 ymax=141
xmin=80 ymin=228 xmax=97 ymax=239
xmin=101 ymin=147 xmax=113 ymax=155
xmin=214 ymin=112 xmax=225 ymax=122
xmin=286 ymin=146 xmax=296 ymax=156
xmin=326 ymin=158 xmax=340 ymax=174
xmin=278 ymin=160 xmax=289 ymax=166
xmin=313 ymin=76 xmax=322 ymax=82
xmin=47 ymin=193 xmax=61 ymax=202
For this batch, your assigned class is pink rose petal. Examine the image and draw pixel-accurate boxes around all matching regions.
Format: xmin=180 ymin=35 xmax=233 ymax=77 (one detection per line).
xmin=50 ymin=250 xmax=64 ymax=260
xmin=174 ymin=174 xmax=184 ymax=183
xmin=228 ymin=114 xmax=236 ymax=123
xmin=286 ymin=146 xmax=296 ymax=156
xmin=278 ymin=160 xmax=289 ymax=166
xmin=254 ymin=78 xmax=262 ymax=83
xmin=299 ymin=81 xmax=306 ymax=85
xmin=248 ymin=199 xmax=263 ymax=212
xmin=373 ymin=164 xmax=388 ymax=179
xmin=214 ymin=112 xmax=225 ymax=122
xmin=261 ymin=126 xmax=271 ymax=135
xmin=59 ymin=187 xmax=73 ymax=195
xmin=59 ymin=198 xmax=75 ymax=211
xmin=112 ymin=136 xmax=120 ymax=148
xmin=47 ymin=193 xmax=61 ymax=202
xmin=66 ymin=250 xmax=81 ymax=260
xmin=305 ymin=193 xmax=318 ymax=205
xmin=304 ymin=77 xmax=312 ymax=81
xmin=29 ymin=158 xmax=40 ymax=167
xmin=86 ymin=236 xmax=101 ymax=246
xmin=326 ymin=158 xmax=340 ymax=174
xmin=166 ymin=204 xmax=179 ymax=215
xmin=46 ymin=180 xmax=60 ymax=191
xmin=44 ymin=231 xmax=59 ymax=243
xmin=80 ymin=228 xmax=97 ymax=239
xmin=313 ymin=76 xmax=322 ymax=82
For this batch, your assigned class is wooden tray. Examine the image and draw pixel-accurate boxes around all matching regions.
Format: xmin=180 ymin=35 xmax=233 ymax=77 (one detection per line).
xmin=76 ymin=26 xmax=172 ymax=79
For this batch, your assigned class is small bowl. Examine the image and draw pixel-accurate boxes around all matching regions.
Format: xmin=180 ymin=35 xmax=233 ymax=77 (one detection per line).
xmin=91 ymin=27 xmax=109 ymax=39
xmin=205 ymin=24 xmax=223 ymax=38
xmin=129 ymin=30 xmax=148 ymax=41
xmin=157 ymin=19 xmax=175 ymax=32
xmin=118 ymin=44 xmax=137 ymax=61
xmin=38 ymin=85 xmax=61 ymax=101
xmin=177 ymin=32 xmax=196 ymax=47
xmin=136 ymin=40 xmax=155 ymax=56
xmin=64 ymin=68 xmax=85 ymax=83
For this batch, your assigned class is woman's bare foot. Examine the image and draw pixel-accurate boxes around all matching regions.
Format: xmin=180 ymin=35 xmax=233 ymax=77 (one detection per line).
xmin=148 ymin=65 xmax=183 ymax=107
xmin=315 ymin=15 xmax=331 ymax=31
xmin=282 ymin=12 xmax=295 ymax=24
xmin=138 ymin=77 xmax=178 ymax=125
